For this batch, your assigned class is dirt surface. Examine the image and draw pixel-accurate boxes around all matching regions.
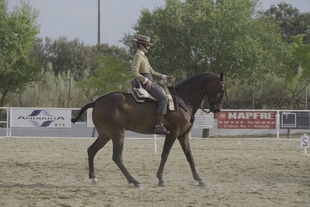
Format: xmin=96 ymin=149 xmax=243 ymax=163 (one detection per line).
xmin=0 ymin=137 xmax=309 ymax=207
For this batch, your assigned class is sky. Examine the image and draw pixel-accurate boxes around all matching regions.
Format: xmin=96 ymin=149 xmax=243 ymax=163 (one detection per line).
xmin=7 ymin=0 xmax=310 ymax=48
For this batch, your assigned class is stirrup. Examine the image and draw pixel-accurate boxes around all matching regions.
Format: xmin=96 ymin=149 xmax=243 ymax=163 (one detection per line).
xmin=154 ymin=125 xmax=170 ymax=135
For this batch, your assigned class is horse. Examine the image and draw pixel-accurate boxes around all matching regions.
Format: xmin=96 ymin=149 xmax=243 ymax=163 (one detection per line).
xmin=72 ymin=72 xmax=226 ymax=188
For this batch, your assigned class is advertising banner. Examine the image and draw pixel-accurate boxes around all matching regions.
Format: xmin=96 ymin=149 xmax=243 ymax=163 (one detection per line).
xmin=193 ymin=110 xmax=214 ymax=129
xmin=218 ymin=111 xmax=276 ymax=129
xmin=10 ymin=108 xmax=71 ymax=128
xmin=280 ymin=111 xmax=309 ymax=129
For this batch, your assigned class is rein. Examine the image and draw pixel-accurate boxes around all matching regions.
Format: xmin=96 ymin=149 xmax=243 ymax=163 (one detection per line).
xmin=171 ymin=77 xmax=227 ymax=122
xmin=175 ymin=85 xmax=211 ymax=114
xmin=170 ymin=80 xmax=195 ymax=123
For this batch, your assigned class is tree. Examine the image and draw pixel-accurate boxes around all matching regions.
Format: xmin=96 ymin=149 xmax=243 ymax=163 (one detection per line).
xmin=37 ymin=37 xmax=130 ymax=82
xmin=265 ymin=3 xmax=310 ymax=109
xmin=75 ymin=55 xmax=131 ymax=101
xmin=42 ymin=37 xmax=93 ymax=81
xmin=279 ymin=35 xmax=310 ymax=109
xmin=265 ymin=2 xmax=310 ymax=44
xmin=122 ymin=0 xmax=291 ymax=86
xmin=0 ymin=0 xmax=41 ymax=107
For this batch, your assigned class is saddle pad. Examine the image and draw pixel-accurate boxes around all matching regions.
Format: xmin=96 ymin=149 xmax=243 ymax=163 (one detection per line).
xmin=167 ymin=94 xmax=175 ymax=111
xmin=130 ymin=88 xmax=176 ymax=111
xmin=162 ymin=88 xmax=175 ymax=111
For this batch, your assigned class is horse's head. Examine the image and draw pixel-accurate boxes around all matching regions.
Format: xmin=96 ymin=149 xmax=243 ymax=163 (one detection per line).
xmin=207 ymin=72 xmax=226 ymax=113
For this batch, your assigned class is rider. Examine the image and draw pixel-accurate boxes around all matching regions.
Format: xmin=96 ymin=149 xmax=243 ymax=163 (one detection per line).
xmin=132 ymin=35 xmax=173 ymax=135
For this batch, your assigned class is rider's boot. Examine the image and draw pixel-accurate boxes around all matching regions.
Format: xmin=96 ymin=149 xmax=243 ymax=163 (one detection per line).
xmin=153 ymin=115 xmax=170 ymax=135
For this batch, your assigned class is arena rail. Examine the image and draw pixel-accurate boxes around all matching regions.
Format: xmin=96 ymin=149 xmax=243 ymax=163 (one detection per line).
xmin=0 ymin=107 xmax=9 ymax=137
xmin=1 ymin=107 xmax=310 ymax=139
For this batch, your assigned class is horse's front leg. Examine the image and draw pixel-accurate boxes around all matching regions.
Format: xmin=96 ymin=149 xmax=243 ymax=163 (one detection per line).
xmin=178 ymin=133 xmax=208 ymax=187
xmin=112 ymin=139 xmax=142 ymax=188
xmin=156 ymin=135 xmax=177 ymax=187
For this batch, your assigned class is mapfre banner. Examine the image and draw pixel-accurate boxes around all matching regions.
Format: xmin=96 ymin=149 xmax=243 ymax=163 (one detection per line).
xmin=217 ymin=111 xmax=276 ymax=129
xmin=10 ymin=108 xmax=71 ymax=128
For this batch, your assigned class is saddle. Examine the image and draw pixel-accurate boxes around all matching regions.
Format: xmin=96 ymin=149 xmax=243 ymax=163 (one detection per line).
xmin=130 ymin=78 xmax=175 ymax=111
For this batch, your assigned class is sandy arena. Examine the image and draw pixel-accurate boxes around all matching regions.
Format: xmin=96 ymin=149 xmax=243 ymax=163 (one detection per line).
xmin=0 ymin=137 xmax=309 ymax=207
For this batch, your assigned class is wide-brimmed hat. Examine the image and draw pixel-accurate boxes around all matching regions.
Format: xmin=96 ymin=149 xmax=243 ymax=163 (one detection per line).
xmin=132 ymin=35 xmax=154 ymax=45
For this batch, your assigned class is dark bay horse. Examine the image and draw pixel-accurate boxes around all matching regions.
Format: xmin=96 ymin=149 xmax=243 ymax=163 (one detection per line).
xmin=72 ymin=72 xmax=226 ymax=188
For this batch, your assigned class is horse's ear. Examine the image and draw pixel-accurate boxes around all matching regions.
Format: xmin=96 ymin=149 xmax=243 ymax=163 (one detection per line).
xmin=220 ymin=72 xmax=223 ymax=80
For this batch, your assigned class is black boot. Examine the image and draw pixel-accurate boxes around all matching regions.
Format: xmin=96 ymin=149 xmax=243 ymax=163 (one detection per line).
xmin=153 ymin=115 xmax=170 ymax=135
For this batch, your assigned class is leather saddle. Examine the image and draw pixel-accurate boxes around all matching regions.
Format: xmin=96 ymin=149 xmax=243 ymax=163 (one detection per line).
xmin=130 ymin=78 xmax=175 ymax=111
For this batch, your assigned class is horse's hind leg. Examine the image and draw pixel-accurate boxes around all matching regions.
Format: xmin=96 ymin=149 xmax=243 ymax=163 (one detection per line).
xmin=111 ymin=137 xmax=142 ymax=188
xmin=178 ymin=133 xmax=207 ymax=187
xmin=88 ymin=133 xmax=110 ymax=184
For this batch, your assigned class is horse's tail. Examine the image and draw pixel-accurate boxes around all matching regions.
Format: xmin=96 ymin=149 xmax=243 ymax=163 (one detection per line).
xmin=71 ymin=102 xmax=94 ymax=123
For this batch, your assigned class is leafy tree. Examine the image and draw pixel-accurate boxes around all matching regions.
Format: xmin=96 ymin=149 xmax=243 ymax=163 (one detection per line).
xmin=16 ymin=37 xmax=132 ymax=107
xmin=265 ymin=2 xmax=310 ymax=44
xmin=75 ymin=55 xmax=131 ymax=101
xmin=42 ymin=37 xmax=92 ymax=81
xmin=122 ymin=0 xmax=291 ymax=86
xmin=273 ymin=34 xmax=310 ymax=138
xmin=0 ymin=0 xmax=41 ymax=107
xmin=95 ymin=43 xmax=129 ymax=61
xmin=36 ymin=37 xmax=130 ymax=82
xmin=279 ymin=35 xmax=310 ymax=109
xmin=265 ymin=3 xmax=310 ymax=109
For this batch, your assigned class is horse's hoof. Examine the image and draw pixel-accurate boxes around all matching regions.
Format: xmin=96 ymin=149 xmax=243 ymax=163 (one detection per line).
xmin=134 ymin=183 xmax=143 ymax=189
xmin=158 ymin=182 xmax=167 ymax=187
xmin=91 ymin=178 xmax=99 ymax=185
xmin=198 ymin=181 xmax=208 ymax=187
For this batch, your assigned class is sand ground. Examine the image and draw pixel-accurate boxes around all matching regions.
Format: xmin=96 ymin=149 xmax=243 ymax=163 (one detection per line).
xmin=0 ymin=137 xmax=309 ymax=207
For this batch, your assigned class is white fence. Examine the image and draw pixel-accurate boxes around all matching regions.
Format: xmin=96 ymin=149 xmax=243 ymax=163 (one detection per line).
xmin=1 ymin=107 xmax=310 ymax=139
xmin=0 ymin=107 xmax=9 ymax=137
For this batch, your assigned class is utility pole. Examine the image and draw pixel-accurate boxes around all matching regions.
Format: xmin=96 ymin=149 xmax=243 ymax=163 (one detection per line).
xmin=68 ymin=73 xmax=72 ymax=108
xmin=97 ymin=0 xmax=100 ymax=45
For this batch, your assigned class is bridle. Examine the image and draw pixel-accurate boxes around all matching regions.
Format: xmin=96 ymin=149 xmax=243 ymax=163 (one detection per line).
xmin=210 ymin=81 xmax=227 ymax=107
xmin=172 ymin=79 xmax=227 ymax=118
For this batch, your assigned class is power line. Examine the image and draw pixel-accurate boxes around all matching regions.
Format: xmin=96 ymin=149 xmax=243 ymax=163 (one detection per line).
xmin=102 ymin=0 xmax=116 ymax=44
xmin=125 ymin=0 xmax=132 ymax=26
xmin=79 ymin=0 xmax=96 ymax=43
